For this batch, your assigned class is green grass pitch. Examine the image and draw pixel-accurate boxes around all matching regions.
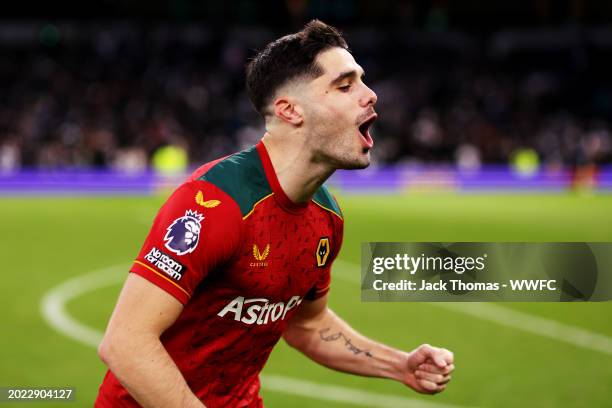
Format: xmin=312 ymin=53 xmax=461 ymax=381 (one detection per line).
xmin=1 ymin=192 xmax=611 ymax=407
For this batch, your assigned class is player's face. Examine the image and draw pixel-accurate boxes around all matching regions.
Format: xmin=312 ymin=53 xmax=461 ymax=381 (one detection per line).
xmin=301 ymin=47 xmax=378 ymax=169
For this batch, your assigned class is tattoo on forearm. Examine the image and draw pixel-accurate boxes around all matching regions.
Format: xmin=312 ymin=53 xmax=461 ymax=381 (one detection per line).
xmin=319 ymin=328 xmax=373 ymax=357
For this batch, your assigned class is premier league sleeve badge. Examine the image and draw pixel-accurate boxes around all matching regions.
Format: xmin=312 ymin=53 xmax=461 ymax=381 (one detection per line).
xmin=164 ymin=210 xmax=204 ymax=256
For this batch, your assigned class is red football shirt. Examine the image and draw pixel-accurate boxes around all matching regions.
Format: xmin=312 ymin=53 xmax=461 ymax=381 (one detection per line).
xmin=96 ymin=141 xmax=344 ymax=408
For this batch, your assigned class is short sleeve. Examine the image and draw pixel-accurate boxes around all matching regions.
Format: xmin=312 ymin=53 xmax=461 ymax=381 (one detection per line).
xmin=130 ymin=180 xmax=242 ymax=304
xmin=306 ymin=215 xmax=344 ymax=301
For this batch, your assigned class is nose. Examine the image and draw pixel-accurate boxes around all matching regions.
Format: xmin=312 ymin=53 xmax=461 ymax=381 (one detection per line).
xmin=360 ymin=84 xmax=377 ymax=107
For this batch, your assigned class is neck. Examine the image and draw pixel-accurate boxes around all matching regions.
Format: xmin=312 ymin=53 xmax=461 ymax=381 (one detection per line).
xmin=261 ymin=131 xmax=335 ymax=204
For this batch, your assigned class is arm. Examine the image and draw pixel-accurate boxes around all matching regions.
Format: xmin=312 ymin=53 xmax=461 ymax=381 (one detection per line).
xmin=98 ymin=274 xmax=205 ymax=408
xmin=283 ymin=295 xmax=454 ymax=394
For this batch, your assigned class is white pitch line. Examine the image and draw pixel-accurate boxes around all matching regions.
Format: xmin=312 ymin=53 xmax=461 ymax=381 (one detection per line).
xmin=262 ymin=375 xmax=462 ymax=408
xmin=334 ymin=260 xmax=612 ymax=356
xmin=40 ymin=264 xmax=127 ymax=348
xmin=433 ymin=302 xmax=612 ymax=356
xmin=40 ymin=264 xmax=470 ymax=408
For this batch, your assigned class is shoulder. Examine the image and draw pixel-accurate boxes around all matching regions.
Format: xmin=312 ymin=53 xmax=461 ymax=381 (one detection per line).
xmin=312 ymin=184 xmax=343 ymax=221
xmin=186 ymin=145 xmax=272 ymax=219
xmin=155 ymin=179 xmax=242 ymax=237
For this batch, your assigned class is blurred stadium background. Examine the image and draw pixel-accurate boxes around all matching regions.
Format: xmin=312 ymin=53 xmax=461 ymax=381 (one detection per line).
xmin=1 ymin=1 xmax=611 ymax=407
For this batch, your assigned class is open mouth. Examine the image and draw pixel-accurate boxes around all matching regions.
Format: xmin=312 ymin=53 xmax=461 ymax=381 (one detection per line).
xmin=358 ymin=114 xmax=377 ymax=150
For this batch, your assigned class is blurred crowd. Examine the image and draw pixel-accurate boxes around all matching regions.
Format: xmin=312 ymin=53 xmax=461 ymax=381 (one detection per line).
xmin=1 ymin=22 xmax=612 ymax=171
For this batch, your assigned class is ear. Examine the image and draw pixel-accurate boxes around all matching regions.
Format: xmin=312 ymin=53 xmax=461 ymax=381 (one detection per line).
xmin=272 ymin=97 xmax=304 ymax=126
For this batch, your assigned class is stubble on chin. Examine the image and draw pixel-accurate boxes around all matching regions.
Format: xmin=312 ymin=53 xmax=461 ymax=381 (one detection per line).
xmin=307 ymin=113 xmax=371 ymax=170
xmin=339 ymin=154 xmax=371 ymax=170
xmin=324 ymin=144 xmax=371 ymax=170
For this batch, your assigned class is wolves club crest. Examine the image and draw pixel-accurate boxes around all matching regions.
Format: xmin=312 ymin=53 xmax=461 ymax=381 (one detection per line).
xmin=316 ymin=237 xmax=330 ymax=267
xmin=164 ymin=210 xmax=204 ymax=256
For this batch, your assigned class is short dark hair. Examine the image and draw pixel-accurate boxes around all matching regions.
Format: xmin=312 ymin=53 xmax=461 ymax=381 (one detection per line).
xmin=246 ymin=20 xmax=348 ymax=117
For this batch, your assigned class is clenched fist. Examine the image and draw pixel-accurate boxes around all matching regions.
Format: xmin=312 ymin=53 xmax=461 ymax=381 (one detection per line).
xmin=403 ymin=344 xmax=454 ymax=394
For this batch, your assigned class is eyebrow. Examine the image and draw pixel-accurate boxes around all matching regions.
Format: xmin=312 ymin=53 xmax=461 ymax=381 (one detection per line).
xmin=329 ymin=69 xmax=365 ymax=86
